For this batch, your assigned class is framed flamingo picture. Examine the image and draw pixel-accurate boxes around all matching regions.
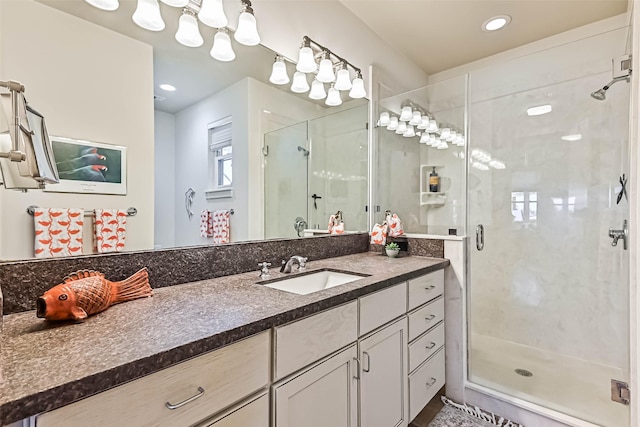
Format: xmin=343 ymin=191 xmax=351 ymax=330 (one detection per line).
xmin=44 ymin=136 xmax=127 ymax=195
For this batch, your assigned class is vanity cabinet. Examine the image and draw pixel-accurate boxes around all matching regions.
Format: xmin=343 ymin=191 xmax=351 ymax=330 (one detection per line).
xmin=196 ymin=392 xmax=269 ymax=427
xmin=35 ymin=331 xmax=270 ymax=427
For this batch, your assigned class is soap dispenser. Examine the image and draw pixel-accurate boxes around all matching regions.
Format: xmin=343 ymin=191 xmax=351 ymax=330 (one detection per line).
xmin=429 ymin=167 xmax=440 ymax=192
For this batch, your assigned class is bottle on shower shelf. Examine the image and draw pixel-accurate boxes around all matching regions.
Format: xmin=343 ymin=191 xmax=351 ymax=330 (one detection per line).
xmin=429 ymin=167 xmax=440 ymax=192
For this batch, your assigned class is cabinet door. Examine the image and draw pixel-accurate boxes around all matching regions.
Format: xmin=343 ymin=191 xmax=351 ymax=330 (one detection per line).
xmin=198 ymin=392 xmax=268 ymax=427
xmin=273 ymin=345 xmax=358 ymax=427
xmin=359 ymin=317 xmax=408 ymax=427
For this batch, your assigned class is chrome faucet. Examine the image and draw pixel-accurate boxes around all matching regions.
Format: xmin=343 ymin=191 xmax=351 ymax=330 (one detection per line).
xmin=280 ymin=255 xmax=308 ymax=273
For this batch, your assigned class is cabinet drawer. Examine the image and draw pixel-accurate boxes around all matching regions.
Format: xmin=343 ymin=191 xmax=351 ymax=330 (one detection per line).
xmin=275 ymin=301 xmax=357 ymax=380
xmin=407 ymin=270 xmax=444 ymax=311
xmin=359 ymin=282 xmax=406 ymax=336
xmin=408 ymin=322 xmax=444 ymax=373
xmin=198 ymin=392 xmax=269 ymax=427
xmin=408 ymin=348 xmax=445 ymax=421
xmin=408 ymin=296 xmax=444 ymax=342
xmin=36 ymin=332 xmax=270 ymax=427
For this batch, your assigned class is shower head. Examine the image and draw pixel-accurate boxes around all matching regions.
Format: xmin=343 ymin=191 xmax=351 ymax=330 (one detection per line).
xmin=590 ymin=75 xmax=630 ymax=101
xmin=297 ymin=146 xmax=309 ymax=156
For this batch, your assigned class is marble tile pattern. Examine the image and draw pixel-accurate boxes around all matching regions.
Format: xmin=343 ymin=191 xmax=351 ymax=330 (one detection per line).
xmin=1 ymin=233 xmax=369 ymax=315
xmin=0 ymin=252 xmax=448 ymax=425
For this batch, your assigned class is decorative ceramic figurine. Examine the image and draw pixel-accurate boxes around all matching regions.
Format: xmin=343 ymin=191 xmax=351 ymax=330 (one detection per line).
xmin=36 ymin=268 xmax=152 ymax=321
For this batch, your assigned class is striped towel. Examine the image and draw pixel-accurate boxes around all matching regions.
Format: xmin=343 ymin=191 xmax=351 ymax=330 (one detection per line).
xmin=34 ymin=208 xmax=84 ymax=258
xmin=95 ymin=209 xmax=127 ymax=253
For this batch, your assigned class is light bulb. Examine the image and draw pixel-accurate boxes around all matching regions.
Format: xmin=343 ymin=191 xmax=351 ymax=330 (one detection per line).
xmin=335 ymin=66 xmax=352 ymax=91
xmin=234 ymin=6 xmax=260 ymax=46
xmin=85 ymin=0 xmax=119 ymax=11
xmin=309 ymin=79 xmax=326 ymax=100
xmin=420 ymin=133 xmax=429 ymax=143
xmin=379 ymin=112 xmax=390 ymax=126
xmin=297 ymin=46 xmax=317 ymax=73
xmin=291 ymin=72 xmax=310 ymax=93
xmin=132 ymin=0 xmax=165 ymax=31
xmin=400 ymin=106 xmax=412 ymax=122
xmin=386 ymin=116 xmax=399 ymax=131
xmin=175 ymin=11 xmax=203 ymax=47
xmin=403 ymin=124 xmax=415 ymax=138
xmin=396 ymin=121 xmax=407 ymax=135
xmin=409 ymin=111 xmax=422 ymax=126
xmin=326 ymin=86 xmax=342 ymax=106
xmin=349 ymin=73 xmax=366 ymax=98
xmin=417 ymin=116 xmax=429 ymax=130
xmin=198 ymin=0 xmax=227 ymax=28
xmin=317 ymin=55 xmax=336 ymax=83
xmin=269 ymin=56 xmax=289 ymax=85
xmin=160 ymin=0 xmax=188 ymax=6
xmin=210 ymin=29 xmax=235 ymax=62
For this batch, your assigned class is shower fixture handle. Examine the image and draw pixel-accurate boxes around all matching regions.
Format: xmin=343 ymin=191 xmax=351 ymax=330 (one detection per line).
xmin=476 ymin=224 xmax=484 ymax=251
xmin=609 ymin=219 xmax=628 ymax=250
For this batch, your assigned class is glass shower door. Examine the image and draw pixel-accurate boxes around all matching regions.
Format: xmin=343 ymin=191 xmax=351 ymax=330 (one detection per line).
xmin=467 ymin=70 xmax=630 ymax=426
xmin=264 ymin=122 xmax=309 ymax=239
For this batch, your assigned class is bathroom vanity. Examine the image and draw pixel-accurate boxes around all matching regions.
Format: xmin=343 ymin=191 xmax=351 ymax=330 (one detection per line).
xmin=0 ymin=252 xmax=447 ymax=427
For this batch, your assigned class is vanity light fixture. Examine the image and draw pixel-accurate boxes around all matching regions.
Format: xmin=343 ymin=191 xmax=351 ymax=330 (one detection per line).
xmin=85 ymin=0 xmax=119 ymax=11
xmin=335 ymin=62 xmax=353 ymax=91
xmin=417 ymin=115 xmax=429 ymax=130
xmin=399 ymin=106 xmax=413 ymax=122
xmin=175 ymin=8 xmax=204 ymax=47
xmin=527 ymin=104 xmax=552 ymax=116
xmin=309 ymin=79 xmax=327 ymax=100
xmin=482 ymin=15 xmax=511 ymax=31
xmin=349 ymin=71 xmax=367 ymax=99
xmin=234 ymin=0 xmax=260 ymax=46
xmin=290 ymin=72 xmax=310 ymax=93
xmin=159 ymin=83 xmax=176 ymax=91
xmin=325 ymin=85 xmax=342 ymax=106
xmin=161 ymin=0 xmax=188 ymax=6
xmin=386 ymin=116 xmax=399 ymax=131
xmin=396 ymin=121 xmax=408 ymax=135
xmin=409 ymin=110 xmax=422 ymax=126
xmin=269 ymin=56 xmax=290 ymax=85
xmin=198 ymin=0 xmax=228 ymax=28
xmin=317 ymin=51 xmax=336 ymax=83
xmin=132 ymin=0 xmax=165 ymax=31
xmin=440 ymin=128 xmax=451 ymax=140
xmin=428 ymin=119 xmax=439 ymax=133
xmin=296 ymin=39 xmax=318 ymax=73
xmin=419 ymin=132 xmax=430 ymax=144
xmin=210 ymin=28 xmax=235 ymax=62
xmin=403 ymin=124 xmax=416 ymax=138
xmin=378 ymin=111 xmax=390 ymax=126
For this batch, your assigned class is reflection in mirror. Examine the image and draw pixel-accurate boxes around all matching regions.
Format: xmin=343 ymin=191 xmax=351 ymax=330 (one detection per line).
xmin=0 ymin=0 xmax=368 ymax=261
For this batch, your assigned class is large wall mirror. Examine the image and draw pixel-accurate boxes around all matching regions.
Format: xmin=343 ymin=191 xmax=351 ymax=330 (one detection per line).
xmin=0 ymin=0 xmax=369 ymax=261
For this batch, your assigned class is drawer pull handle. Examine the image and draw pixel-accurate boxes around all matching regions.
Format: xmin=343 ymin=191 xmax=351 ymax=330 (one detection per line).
xmin=425 ymin=342 xmax=436 ymax=349
xmin=363 ymin=351 xmax=371 ymax=373
xmin=424 ymin=285 xmax=436 ymax=291
xmin=165 ymin=387 xmax=205 ymax=410
xmin=425 ymin=314 xmax=436 ymax=321
xmin=426 ymin=378 xmax=437 ymax=388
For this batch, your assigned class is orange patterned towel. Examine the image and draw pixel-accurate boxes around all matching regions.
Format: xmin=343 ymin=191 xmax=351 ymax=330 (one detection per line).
xmin=370 ymin=223 xmax=388 ymax=245
xmin=94 ymin=209 xmax=127 ymax=253
xmin=386 ymin=213 xmax=405 ymax=237
xmin=200 ymin=210 xmax=213 ymax=237
xmin=34 ymin=208 xmax=84 ymax=258
xmin=212 ymin=210 xmax=230 ymax=244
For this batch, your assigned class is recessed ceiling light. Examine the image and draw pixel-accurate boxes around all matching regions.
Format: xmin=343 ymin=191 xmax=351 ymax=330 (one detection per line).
xmin=482 ymin=15 xmax=511 ymax=31
xmin=159 ymin=84 xmax=176 ymax=92
xmin=526 ymin=104 xmax=552 ymax=116
xmin=561 ymin=134 xmax=582 ymax=141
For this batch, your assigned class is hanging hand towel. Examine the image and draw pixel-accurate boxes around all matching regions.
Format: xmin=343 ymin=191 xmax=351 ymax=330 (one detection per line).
xmin=212 ymin=210 xmax=231 ymax=244
xmin=95 ymin=209 xmax=127 ymax=253
xmin=386 ymin=213 xmax=405 ymax=237
xmin=331 ymin=222 xmax=345 ymax=234
xmin=328 ymin=214 xmax=337 ymax=233
xmin=370 ymin=223 xmax=388 ymax=245
xmin=34 ymin=208 xmax=84 ymax=258
xmin=200 ymin=210 xmax=213 ymax=238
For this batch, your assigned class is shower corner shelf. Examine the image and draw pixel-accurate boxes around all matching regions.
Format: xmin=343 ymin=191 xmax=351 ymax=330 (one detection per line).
xmin=420 ymin=192 xmax=447 ymax=206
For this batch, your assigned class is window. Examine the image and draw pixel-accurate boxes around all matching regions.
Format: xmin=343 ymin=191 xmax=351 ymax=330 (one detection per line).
xmin=208 ymin=118 xmax=233 ymax=194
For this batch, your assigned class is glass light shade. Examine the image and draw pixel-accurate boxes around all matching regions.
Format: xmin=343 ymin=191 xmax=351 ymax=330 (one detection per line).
xmin=132 ymin=0 xmax=165 ymax=31
xmin=234 ymin=10 xmax=260 ymax=46
xmin=326 ymin=86 xmax=342 ymax=106
xmin=437 ymin=141 xmax=449 ymax=150
xmin=85 ymin=0 xmax=119 ymax=11
xmin=175 ymin=13 xmax=204 ymax=47
xmin=409 ymin=111 xmax=422 ymax=126
xmin=297 ymin=47 xmax=317 ymax=73
xmin=198 ymin=0 xmax=227 ymax=28
xmin=335 ymin=68 xmax=352 ymax=90
xmin=160 ymin=0 xmax=188 ymax=6
xmin=440 ymin=128 xmax=451 ymax=139
xmin=309 ymin=79 xmax=326 ymax=100
xmin=396 ymin=121 xmax=407 ymax=134
xmin=317 ymin=58 xmax=336 ymax=83
xmin=349 ymin=76 xmax=366 ymax=98
xmin=269 ymin=58 xmax=289 ymax=85
xmin=210 ymin=30 xmax=235 ymax=62
xmin=417 ymin=116 xmax=429 ymax=130
xmin=386 ymin=116 xmax=399 ymax=131
xmin=399 ymin=106 xmax=412 ymax=122
xmin=379 ymin=112 xmax=390 ymax=126
xmin=428 ymin=119 xmax=438 ymax=133
xmin=403 ymin=125 xmax=415 ymax=138
xmin=456 ymin=135 xmax=465 ymax=146
xmin=428 ymin=136 xmax=437 ymax=146
xmin=290 ymin=72 xmax=310 ymax=93
xmin=447 ymin=130 xmax=456 ymax=142
xmin=420 ymin=132 xmax=429 ymax=143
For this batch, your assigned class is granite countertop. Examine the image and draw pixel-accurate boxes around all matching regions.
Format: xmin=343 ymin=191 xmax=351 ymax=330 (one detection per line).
xmin=0 ymin=252 xmax=448 ymax=425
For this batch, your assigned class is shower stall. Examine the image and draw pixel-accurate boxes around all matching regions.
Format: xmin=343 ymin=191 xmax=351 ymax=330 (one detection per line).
xmin=375 ymin=16 xmax=632 ymax=427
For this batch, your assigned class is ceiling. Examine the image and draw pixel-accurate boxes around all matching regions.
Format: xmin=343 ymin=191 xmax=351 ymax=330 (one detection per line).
xmin=340 ymin=0 xmax=629 ymax=75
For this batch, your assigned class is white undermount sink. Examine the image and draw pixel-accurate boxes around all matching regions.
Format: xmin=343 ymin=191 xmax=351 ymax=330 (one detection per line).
xmin=262 ymin=269 xmax=368 ymax=295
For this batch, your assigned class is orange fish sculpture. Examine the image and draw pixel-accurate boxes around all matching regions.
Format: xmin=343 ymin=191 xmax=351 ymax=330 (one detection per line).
xmin=36 ymin=268 xmax=152 ymax=321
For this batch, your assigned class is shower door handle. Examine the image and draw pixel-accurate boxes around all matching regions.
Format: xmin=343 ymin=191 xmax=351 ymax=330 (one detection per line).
xmin=476 ymin=224 xmax=484 ymax=251
xmin=609 ymin=219 xmax=628 ymax=250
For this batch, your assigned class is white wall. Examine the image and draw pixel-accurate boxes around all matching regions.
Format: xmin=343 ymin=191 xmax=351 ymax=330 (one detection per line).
xmin=0 ymin=0 xmax=154 ymax=260
xmin=154 ymin=110 xmax=176 ymax=249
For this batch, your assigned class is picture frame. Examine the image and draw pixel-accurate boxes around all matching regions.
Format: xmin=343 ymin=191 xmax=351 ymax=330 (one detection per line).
xmin=44 ymin=136 xmax=127 ymax=195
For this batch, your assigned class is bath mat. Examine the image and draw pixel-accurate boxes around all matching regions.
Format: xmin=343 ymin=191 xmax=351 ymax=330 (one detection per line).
xmin=428 ymin=405 xmax=495 ymax=426
xmin=438 ymin=396 xmax=525 ymax=427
